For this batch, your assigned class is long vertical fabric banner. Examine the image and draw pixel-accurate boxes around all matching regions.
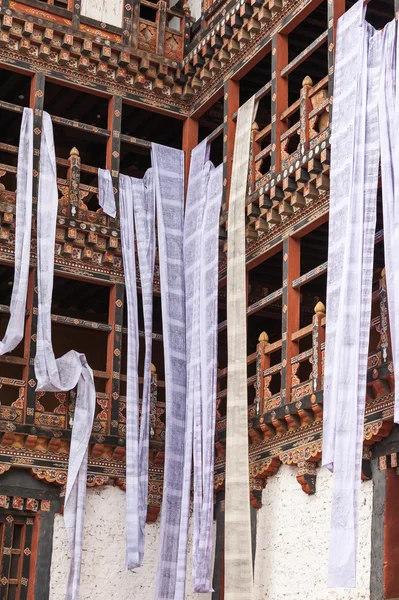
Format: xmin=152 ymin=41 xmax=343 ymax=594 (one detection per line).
xmin=119 ymin=170 xmax=155 ymax=570
xmin=178 ymin=141 xmax=222 ymax=597
xmin=225 ymin=97 xmax=255 ymax=600
xmin=322 ymin=0 xmax=380 ymax=588
xmin=0 ymin=108 xmax=33 ymax=356
xmin=35 ymin=112 xmax=96 ymax=600
xmin=152 ymin=143 xmax=187 ymax=600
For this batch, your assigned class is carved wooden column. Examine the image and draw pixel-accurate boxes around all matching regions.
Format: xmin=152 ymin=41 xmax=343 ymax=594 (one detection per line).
xmin=255 ymin=331 xmax=270 ymax=416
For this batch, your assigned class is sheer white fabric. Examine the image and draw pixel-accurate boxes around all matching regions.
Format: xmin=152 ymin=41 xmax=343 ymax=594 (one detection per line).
xmin=98 ymin=168 xmax=116 ymax=218
xmin=152 ymin=143 xmax=187 ymax=600
xmin=324 ymin=0 xmax=388 ymax=588
xmin=34 ymin=112 xmax=96 ymax=600
xmin=0 ymin=108 xmax=33 ymax=356
xmin=225 ymin=97 xmax=255 ymax=600
xmin=177 ymin=141 xmax=222 ymax=597
xmin=119 ymin=170 xmax=155 ymax=570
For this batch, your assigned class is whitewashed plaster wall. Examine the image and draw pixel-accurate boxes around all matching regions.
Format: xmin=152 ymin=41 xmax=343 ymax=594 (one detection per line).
xmin=49 ymin=485 xmax=212 ymax=600
xmin=254 ymin=464 xmax=373 ymax=600
xmin=81 ymin=0 xmax=123 ymax=28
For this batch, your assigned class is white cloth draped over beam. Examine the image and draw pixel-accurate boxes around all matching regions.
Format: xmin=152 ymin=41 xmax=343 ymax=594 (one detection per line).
xmin=0 ymin=107 xmax=33 ymax=356
xmin=118 ymin=170 xmax=155 ymax=570
xmin=225 ymin=96 xmax=256 ymax=600
xmin=34 ymin=112 xmax=96 ymax=600
xmin=323 ymin=0 xmax=399 ymax=588
xmin=177 ymin=140 xmax=222 ymax=597
xmin=98 ymin=168 xmax=116 ymax=218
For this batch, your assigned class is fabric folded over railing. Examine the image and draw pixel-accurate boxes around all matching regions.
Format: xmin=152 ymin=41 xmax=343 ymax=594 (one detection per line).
xmin=98 ymin=168 xmax=116 ymax=218
xmin=225 ymin=97 xmax=255 ymax=600
xmin=34 ymin=112 xmax=96 ymax=600
xmin=177 ymin=140 xmax=222 ymax=597
xmin=119 ymin=170 xmax=155 ymax=570
xmin=0 ymin=107 xmax=33 ymax=356
xmin=323 ymin=0 xmax=382 ymax=588
xmin=152 ymin=143 xmax=187 ymax=600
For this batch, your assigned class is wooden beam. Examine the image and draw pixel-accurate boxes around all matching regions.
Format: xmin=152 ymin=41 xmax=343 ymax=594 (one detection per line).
xmin=182 ymin=116 xmax=198 ymax=192
xmin=281 ymin=236 xmax=300 ymax=404
xmin=271 ymin=33 xmax=288 ymax=174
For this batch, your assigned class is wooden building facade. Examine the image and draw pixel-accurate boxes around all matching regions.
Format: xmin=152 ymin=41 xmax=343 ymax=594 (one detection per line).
xmin=0 ymin=0 xmax=398 ymax=598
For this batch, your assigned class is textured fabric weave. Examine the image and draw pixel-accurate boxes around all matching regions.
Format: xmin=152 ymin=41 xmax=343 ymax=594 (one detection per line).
xmin=0 ymin=108 xmax=33 ymax=356
xmin=152 ymin=143 xmax=187 ymax=600
xmin=178 ymin=141 xmax=222 ymax=597
xmin=225 ymin=97 xmax=255 ymax=600
xmin=323 ymin=0 xmax=381 ymax=588
xmin=119 ymin=170 xmax=155 ymax=570
xmin=34 ymin=112 xmax=96 ymax=600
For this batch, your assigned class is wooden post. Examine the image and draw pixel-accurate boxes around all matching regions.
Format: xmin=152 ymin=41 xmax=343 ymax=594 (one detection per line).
xmin=256 ymin=332 xmax=270 ymax=415
xmin=107 ymin=283 xmax=125 ymax=437
xmin=183 ymin=2 xmax=192 ymax=55
xmin=300 ymin=76 xmax=313 ymax=155
xmin=156 ymin=0 xmax=167 ymax=57
xmin=25 ymin=72 xmax=45 ymax=425
xmin=223 ymin=78 xmax=239 ymax=209
xmin=123 ymin=0 xmax=134 ymax=45
xmin=281 ymin=236 xmax=300 ymax=404
xmin=311 ymin=301 xmax=325 ymax=393
xmin=328 ymin=0 xmax=345 ymax=110
xmin=271 ymin=32 xmax=288 ymax=175
xmin=182 ymin=116 xmax=198 ymax=193
xmin=106 ymin=95 xmax=122 ymax=226
xmin=105 ymin=96 xmax=123 ymax=436
xmin=72 ymin=0 xmax=81 ymax=29
xmin=131 ymin=0 xmax=141 ymax=50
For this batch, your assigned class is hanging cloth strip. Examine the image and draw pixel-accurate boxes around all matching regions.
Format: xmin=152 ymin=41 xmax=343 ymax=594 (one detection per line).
xmin=119 ymin=170 xmax=155 ymax=569
xmin=98 ymin=168 xmax=116 ymax=218
xmin=379 ymin=21 xmax=399 ymax=425
xmin=34 ymin=112 xmax=96 ymax=600
xmin=322 ymin=0 xmax=381 ymax=588
xmin=225 ymin=96 xmax=255 ymax=600
xmin=0 ymin=108 xmax=33 ymax=356
xmin=177 ymin=140 xmax=223 ymax=597
xmin=151 ymin=143 xmax=187 ymax=600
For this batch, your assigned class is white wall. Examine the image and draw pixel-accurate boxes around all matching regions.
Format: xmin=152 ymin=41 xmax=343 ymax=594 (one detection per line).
xmin=81 ymin=0 xmax=123 ymax=28
xmin=50 ymin=485 xmax=212 ymax=600
xmin=254 ymin=465 xmax=373 ymax=600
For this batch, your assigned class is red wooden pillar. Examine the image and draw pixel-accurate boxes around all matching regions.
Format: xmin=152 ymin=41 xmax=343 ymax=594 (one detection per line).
xmin=182 ymin=116 xmax=198 ymax=194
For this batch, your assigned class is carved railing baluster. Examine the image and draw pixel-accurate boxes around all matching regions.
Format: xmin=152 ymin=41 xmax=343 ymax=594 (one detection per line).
xmin=67 ymin=147 xmax=81 ymax=218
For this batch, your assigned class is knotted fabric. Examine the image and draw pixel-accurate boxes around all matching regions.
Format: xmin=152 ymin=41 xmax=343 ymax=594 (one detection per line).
xmin=119 ymin=170 xmax=155 ymax=569
xmin=152 ymin=143 xmax=187 ymax=600
xmin=34 ymin=112 xmax=96 ymax=600
xmin=0 ymin=108 xmax=33 ymax=355
xmin=177 ymin=140 xmax=222 ymax=597
xmin=323 ymin=0 xmax=395 ymax=588
xmin=225 ymin=97 xmax=255 ymax=600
